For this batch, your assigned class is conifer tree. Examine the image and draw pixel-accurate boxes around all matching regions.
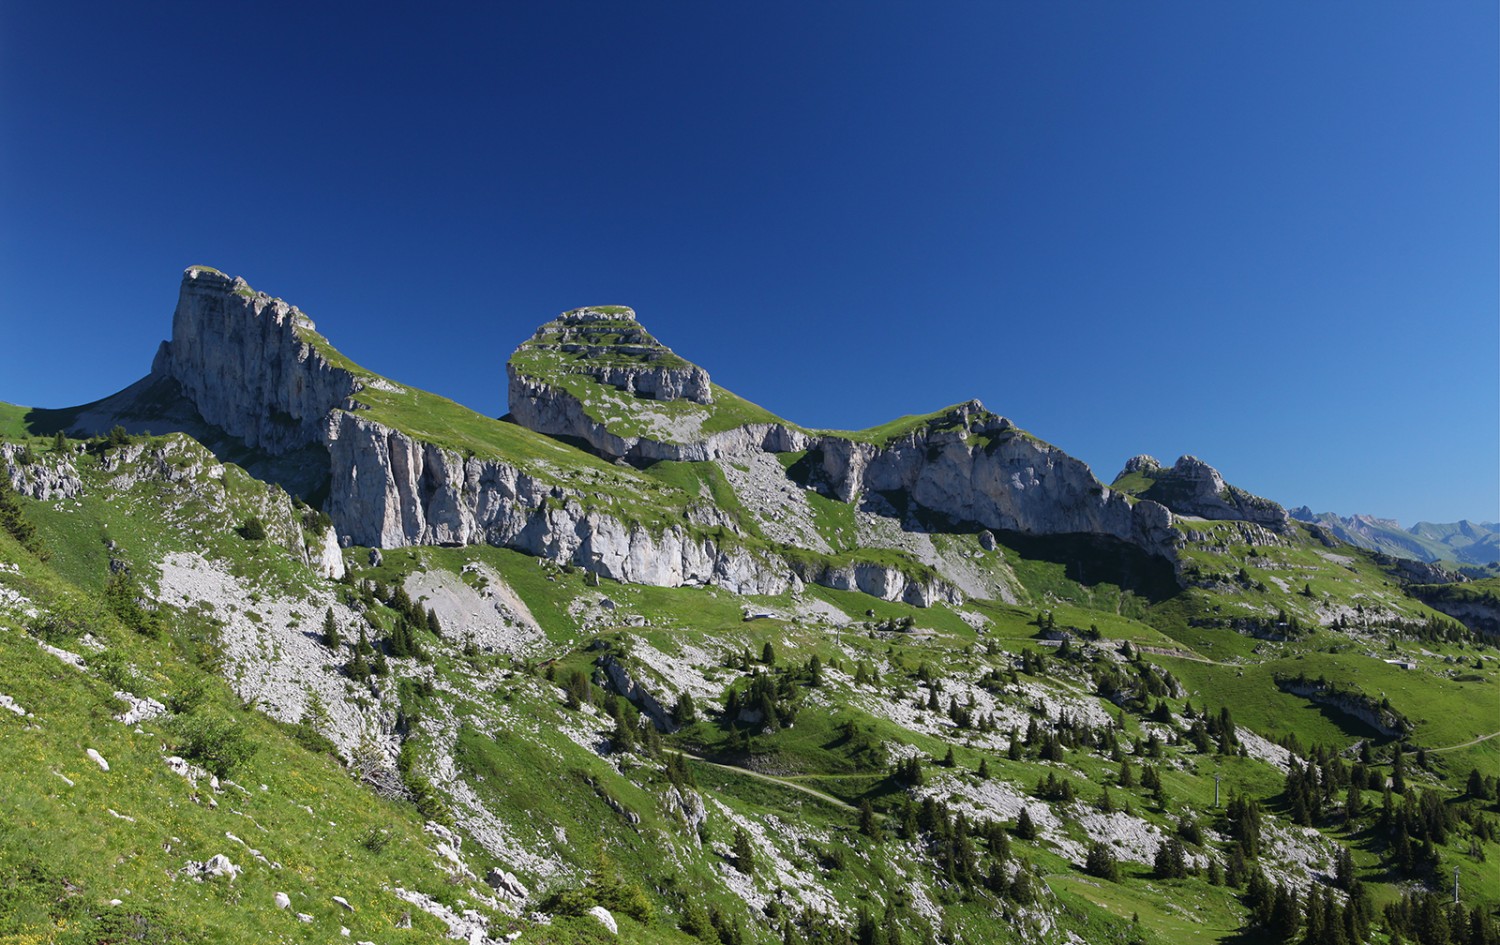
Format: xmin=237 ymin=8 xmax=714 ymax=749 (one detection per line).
xmin=732 ymin=827 xmax=755 ymax=875
xmin=1014 ymin=807 xmax=1037 ymax=841
xmin=322 ymin=607 xmax=341 ymax=649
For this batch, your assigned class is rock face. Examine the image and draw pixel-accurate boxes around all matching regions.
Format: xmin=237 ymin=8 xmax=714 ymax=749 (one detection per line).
xmin=508 ymin=306 xmax=711 ymax=417
xmin=810 ymin=403 xmax=1179 ymax=559
xmin=75 ymin=269 xmax=1186 ymax=605
xmin=1408 ymin=587 xmax=1499 ymax=638
xmin=151 ymin=267 xmax=360 ymax=454
xmin=547 ymin=306 xmax=713 ymax=403
xmin=2 ymin=444 xmax=83 ymax=500
xmin=1115 ymin=454 xmax=1288 ymax=530
xmin=506 ymin=373 xmax=810 ymax=463
xmin=506 ymin=305 xmax=814 ymax=463
xmin=508 ymin=324 xmax=1184 ymax=567
xmin=323 ymin=412 xmax=794 ymax=594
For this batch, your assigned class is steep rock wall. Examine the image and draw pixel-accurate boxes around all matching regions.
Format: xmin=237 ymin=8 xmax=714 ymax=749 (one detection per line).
xmin=507 ymin=368 xmax=809 ymax=462
xmin=1116 ymin=455 xmax=1289 ymax=530
xmin=152 ymin=268 xmax=360 ymax=454
xmin=813 ymin=410 xmax=1179 ymax=561
xmin=322 ymin=412 xmax=959 ymax=604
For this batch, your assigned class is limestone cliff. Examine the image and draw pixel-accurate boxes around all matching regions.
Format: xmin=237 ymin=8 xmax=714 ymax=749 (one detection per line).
xmin=507 ymin=310 xmax=1182 ymax=567
xmin=1113 ymin=454 xmax=1289 ymax=531
xmin=50 ymin=268 xmax=1196 ymax=604
xmin=98 ymin=271 xmax=954 ymax=605
xmin=507 ymin=305 xmax=809 ymax=462
xmin=152 ymin=267 xmax=361 ymax=455
xmin=807 ymin=402 xmax=1178 ymax=560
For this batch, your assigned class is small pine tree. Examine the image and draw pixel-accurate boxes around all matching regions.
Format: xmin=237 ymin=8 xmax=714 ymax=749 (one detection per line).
xmin=564 ymin=669 xmax=591 ymax=710
xmin=1085 ymin=842 xmax=1119 ymax=882
xmin=1015 ymin=807 xmax=1037 ymax=841
xmin=51 ymin=430 xmax=67 ymax=452
xmin=346 ymin=640 xmax=370 ymax=680
xmin=977 ymin=758 xmax=990 ymax=780
xmin=426 ymin=607 xmax=442 ymax=638
xmin=1469 ymin=767 xmax=1490 ymax=800
xmin=732 ymin=827 xmax=756 ymax=875
xmin=239 ymin=516 xmax=267 ymax=541
xmin=673 ymin=690 xmax=697 ymax=724
xmin=322 ymin=607 xmax=341 ymax=649
xmin=761 ymin=641 xmax=776 ymax=666
xmin=1153 ymin=838 xmax=1187 ymax=880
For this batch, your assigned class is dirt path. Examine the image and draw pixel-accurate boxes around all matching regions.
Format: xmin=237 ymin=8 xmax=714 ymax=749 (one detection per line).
xmin=666 ymin=748 xmax=856 ymax=811
xmin=1429 ymin=730 xmax=1500 ymax=753
xmin=1134 ymin=644 xmax=1235 ymax=666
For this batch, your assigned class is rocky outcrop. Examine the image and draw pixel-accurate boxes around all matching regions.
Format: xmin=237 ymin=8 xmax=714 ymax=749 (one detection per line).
xmin=506 ymin=305 xmax=815 ymax=462
xmin=323 ymin=412 xmax=799 ymax=593
xmin=1115 ymin=454 xmax=1289 ymax=530
xmin=600 ymin=654 xmax=676 ymax=732
xmin=810 ymin=403 xmax=1178 ymax=560
xmin=789 ymin=557 xmax=960 ymax=608
xmin=511 ymin=306 xmax=711 ymax=401
xmin=151 ymin=267 xmax=361 ymax=455
xmin=2 ymin=444 xmax=83 ymax=500
xmin=322 ymin=411 xmax=959 ymax=602
xmin=1406 ymin=583 xmax=1500 ymax=637
xmin=506 ymin=369 xmax=810 ymax=463
xmin=312 ymin=526 xmax=345 ymax=581
xmin=1275 ymin=675 xmax=1412 ymax=737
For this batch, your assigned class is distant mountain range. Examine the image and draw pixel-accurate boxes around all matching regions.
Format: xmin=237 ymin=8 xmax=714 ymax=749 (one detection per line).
xmin=1288 ymin=507 xmax=1500 ymax=566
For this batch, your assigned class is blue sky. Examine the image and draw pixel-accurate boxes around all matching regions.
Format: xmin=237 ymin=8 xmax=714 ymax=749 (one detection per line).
xmin=2 ymin=3 xmax=1494 ymax=525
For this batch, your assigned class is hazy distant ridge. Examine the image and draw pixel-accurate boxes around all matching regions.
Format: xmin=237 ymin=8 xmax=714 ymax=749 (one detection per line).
xmin=1288 ymin=507 xmax=1499 ymax=565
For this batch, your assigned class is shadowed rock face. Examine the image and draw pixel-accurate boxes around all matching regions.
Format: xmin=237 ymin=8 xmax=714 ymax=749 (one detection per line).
xmin=1115 ymin=454 xmax=1289 ymax=531
xmin=809 ymin=405 xmax=1179 ymax=561
xmin=153 ymin=268 xmax=361 ymax=455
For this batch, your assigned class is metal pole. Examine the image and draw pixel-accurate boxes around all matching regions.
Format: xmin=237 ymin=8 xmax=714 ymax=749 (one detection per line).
xmin=1454 ymin=866 xmax=1460 ymax=905
xmin=1214 ymin=774 xmax=1221 ymax=808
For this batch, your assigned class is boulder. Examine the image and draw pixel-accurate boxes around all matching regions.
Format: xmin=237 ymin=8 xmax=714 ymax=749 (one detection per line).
xmin=587 ymin=905 xmax=618 ymax=935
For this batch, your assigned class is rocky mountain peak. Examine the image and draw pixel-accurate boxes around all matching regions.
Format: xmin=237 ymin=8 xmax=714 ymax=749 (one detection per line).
xmin=1170 ymin=454 xmax=1228 ymax=492
xmin=1113 ymin=452 xmax=1288 ymax=531
xmin=510 ymin=305 xmax=713 ymax=406
xmin=151 ymin=267 xmax=361 ymax=455
xmin=558 ymin=305 xmax=638 ymax=324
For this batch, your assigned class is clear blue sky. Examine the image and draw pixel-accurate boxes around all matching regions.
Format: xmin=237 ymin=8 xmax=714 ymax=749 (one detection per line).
xmin=2 ymin=2 xmax=1494 ymax=525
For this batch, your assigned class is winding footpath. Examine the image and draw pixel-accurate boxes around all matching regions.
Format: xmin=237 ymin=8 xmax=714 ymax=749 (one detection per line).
xmin=1429 ymin=730 xmax=1500 ymax=754
xmin=665 ymin=748 xmax=856 ymax=811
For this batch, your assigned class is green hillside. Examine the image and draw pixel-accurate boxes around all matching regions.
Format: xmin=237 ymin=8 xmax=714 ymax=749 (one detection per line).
xmin=1 ymin=422 xmax=1496 ymax=945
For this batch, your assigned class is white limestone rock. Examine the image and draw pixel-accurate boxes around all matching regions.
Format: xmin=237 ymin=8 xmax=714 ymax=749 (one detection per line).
xmin=587 ymin=905 xmax=618 ymax=935
xmin=2 ymin=443 xmax=83 ymax=501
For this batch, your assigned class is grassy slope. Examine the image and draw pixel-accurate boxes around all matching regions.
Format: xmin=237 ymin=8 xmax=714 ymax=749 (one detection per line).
xmin=0 ymin=532 xmax=480 ymax=944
